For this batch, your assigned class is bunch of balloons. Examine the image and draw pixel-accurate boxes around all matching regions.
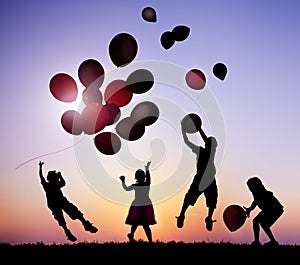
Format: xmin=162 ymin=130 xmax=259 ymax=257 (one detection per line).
xmin=49 ymin=32 xmax=159 ymax=155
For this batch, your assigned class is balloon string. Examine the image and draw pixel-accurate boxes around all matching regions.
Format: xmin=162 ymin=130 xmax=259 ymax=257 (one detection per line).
xmin=15 ymin=137 xmax=86 ymax=170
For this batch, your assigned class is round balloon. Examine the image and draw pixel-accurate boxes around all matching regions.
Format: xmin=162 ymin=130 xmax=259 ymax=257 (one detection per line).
xmin=223 ymin=204 xmax=247 ymax=232
xmin=185 ymin=69 xmax=206 ymax=90
xmin=104 ymin=79 xmax=133 ymax=107
xmin=108 ymin=33 xmax=138 ymax=67
xmin=141 ymin=6 xmax=157 ymax=23
xmin=125 ymin=69 xmax=154 ymax=94
xmin=181 ymin=113 xmax=202 ymax=133
xmin=82 ymin=87 xmax=103 ymax=105
xmin=103 ymin=103 xmax=121 ymax=126
xmin=49 ymin=73 xmax=78 ymax=102
xmin=160 ymin=31 xmax=175 ymax=50
xmin=131 ymin=101 xmax=159 ymax=126
xmin=172 ymin=25 xmax=190 ymax=42
xmin=94 ymin=132 xmax=121 ymax=155
xmin=115 ymin=117 xmax=145 ymax=141
xmin=78 ymin=59 xmax=105 ymax=89
xmin=61 ymin=110 xmax=82 ymax=135
xmin=80 ymin=103 xmax=109 ymax=135
xmin=213 ymin=62 xmax=228 ymax=81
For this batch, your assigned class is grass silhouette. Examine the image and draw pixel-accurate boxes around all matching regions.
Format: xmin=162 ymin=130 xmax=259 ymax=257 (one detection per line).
xmin=1 ymin=241 xmax=299 ymax=263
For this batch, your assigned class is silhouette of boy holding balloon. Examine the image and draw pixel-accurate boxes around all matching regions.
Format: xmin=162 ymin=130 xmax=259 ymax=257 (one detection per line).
xmin=176 ymin=113 xmax=218 ymax=231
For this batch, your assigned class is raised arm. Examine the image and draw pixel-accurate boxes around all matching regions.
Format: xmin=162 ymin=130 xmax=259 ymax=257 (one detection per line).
xmin=57 ymin=171 xmax=66 ymax=187
xmin=181 ymin=126 xmax=199 ymax=154
xmin=198 ymin=127 xmax=209 ymax=144
xmin=144 ymin=161 xmax=151 ymax=185
xmin=119 ymin=175 xmax=133 ymax=191
xmin=39 ymin=161 xmax=46 ymax=185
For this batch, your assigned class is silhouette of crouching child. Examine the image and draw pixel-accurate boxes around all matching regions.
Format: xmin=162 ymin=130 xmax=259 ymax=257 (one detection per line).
xmin=244 ymin=176 xmax=284 ymax=247
xmin=38 ymin=161 xmax=98 ymax=242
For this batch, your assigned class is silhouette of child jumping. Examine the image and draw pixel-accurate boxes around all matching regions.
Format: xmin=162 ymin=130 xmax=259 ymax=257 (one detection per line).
xmin=243 ymin=176 xmax=284 ymax=246
xmin=119 ymin=161 xmax=157 ymax=243
xmin=38 ymin=161 xmax=98 ymax=242
xmin=176 ymin=115 xmax=218 ymax=231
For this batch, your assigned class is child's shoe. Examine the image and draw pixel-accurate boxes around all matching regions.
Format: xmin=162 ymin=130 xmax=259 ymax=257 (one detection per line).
xmin=176 ymin=215 xmax=185 ymax=228
xmin=65 ymin=229 xmax=77 ymax=242
xmin=205 ymin=217 xmax=216 ymax=231
xmin=83 ymin=220 xmax=98 ymax=233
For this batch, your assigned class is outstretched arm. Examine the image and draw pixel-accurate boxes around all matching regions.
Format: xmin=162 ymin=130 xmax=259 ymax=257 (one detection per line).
xmin=145 ymin=161 xmax=151 ymax=185
xmin=243 ymin=200 xmax=257 ymax=217
xmin=39 ymin=161 xmax=46 ymax=185
xmin=119 ymin=175 xmax=133 ymax=191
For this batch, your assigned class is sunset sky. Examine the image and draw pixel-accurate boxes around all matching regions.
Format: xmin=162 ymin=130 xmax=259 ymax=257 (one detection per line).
xmin=1 ymin=0 xmax=300 ymax=245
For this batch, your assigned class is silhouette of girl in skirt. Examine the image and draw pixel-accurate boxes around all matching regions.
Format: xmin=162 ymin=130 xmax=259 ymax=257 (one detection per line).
xmin=119 ymin=161 xmax=157 ymax=243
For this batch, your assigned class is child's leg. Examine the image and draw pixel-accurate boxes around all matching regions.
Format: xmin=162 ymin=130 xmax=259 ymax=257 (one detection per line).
xmin=63 ymin=200 xmax=98 ymax=233
xmin=128 ymin=225 xmax=137 ymax=242
xmin=252 ymin=215 xmax=261 ymax=243
xmin=51 ymin=208 xmax=77 ymax=242
xmin=143 ymin=225 xmax=152 ymax=242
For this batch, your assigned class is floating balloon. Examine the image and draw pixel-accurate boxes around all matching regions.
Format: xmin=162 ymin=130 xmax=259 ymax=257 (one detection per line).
xmin=115 ymin=117 xmax=145 ymax=141
xmin=185 ymin=69 xmax=206 ymax=90
xmin=181 ymin=113 xmax=202 ymax=133
xmin=94 ymin=132 xmax=121 ymax=155
xmin=223 ymin=204 xmax=247 ymax=232
xmin=172 ymin=25 xmax=190 ymax=42
xmin=78 ymin=59 xmax=105 ymax=89
xmin=61 ymin=110 xmax=82 ymax=135
xmin=104 ymin=103 xmax=121 ymax=125
xmin=125 ymin=69 xmax=154 ymax=94
xmin=104 ymin=79 xmax=133 ymax=107
xmin=141 ymin=6 xmax=157 ymax=23
xmin=82 ymin=87 xmax=103 ymax=105
xmin=109 ymin=33 xmax=138 ymax=67
xmin=160 ymin=31 xmax=175 ymax=50
xmin=49 ymin=73 xmax=78 ymax=103
xmin=131 ymin=101 xmax=159 ymax=126
xmin=80 ymin=103 xmax=109 ymax=135
xmin=213 ymin=62 xmax=228 ymax=81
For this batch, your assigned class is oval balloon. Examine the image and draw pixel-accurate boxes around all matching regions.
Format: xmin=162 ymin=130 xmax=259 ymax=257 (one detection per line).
xmin=160 ymin=31 xmax=175 ymax=50
xmin=181 ymin=113 xmax=202 ymax=133
xmin=125 ymin=69 xmax=154 ymax=94
xmin=141 ymin=6 xmax=157 ymax=23
xmin=104 ymin=79 xmax=133 ymax=107
xmin=185 ymin=68 xmax=206 ymax=90
xmin=78 ymin=59 xmax=105 ymax=89
xmin=223 ymin=204 xmax=247 ymax=232
xmin=172 ymin=25 xmax=190 ymax=42
xmin=82 ymin=87 xmax=103 ymax=105
xmin=213 ymin=62 xmax=228 ymax=81
xmin=49 ymin=73 xmax=78 ymax=102
xmin=61 ymin=110 xmax=82 ymax=135
xmin=94 ymin=132 xmax=121 ymax=155
xmin=103 ymin=103 xmax=121 ymax=126
xmin=80 ymin=103 xmax=109 ymax=135
xmin=131 ymin=101 xmax=159 ymax=126
xmin=108 ymin=33 xmax=138 ymax=67
xmin=115 ymin=117 xmax=145 ymax=141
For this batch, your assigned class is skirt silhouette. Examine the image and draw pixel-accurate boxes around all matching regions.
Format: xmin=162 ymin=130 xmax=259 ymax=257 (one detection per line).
xmin=125 ymin=205 xmax=157 ymax=225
